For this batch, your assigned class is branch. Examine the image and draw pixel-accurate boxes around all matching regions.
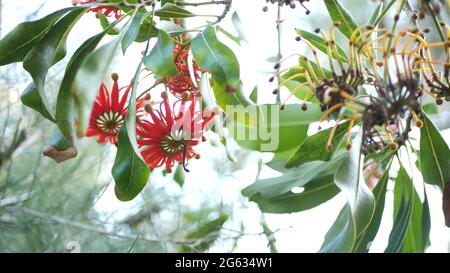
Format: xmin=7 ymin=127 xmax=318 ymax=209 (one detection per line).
xmin=2 ymin=206 xmax=224 ymax=246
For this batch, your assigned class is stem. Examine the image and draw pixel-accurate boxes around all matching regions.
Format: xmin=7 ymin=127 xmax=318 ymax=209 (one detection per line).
xmin=425 ymin=1 xmax=446 ymax=42
xmin=373 ymin=0 xmax=396 ymax=27
xmin=276 ymin=5 xmax=282 ymax=104
xmin=137 ymin=81 xmax=163 ymax=100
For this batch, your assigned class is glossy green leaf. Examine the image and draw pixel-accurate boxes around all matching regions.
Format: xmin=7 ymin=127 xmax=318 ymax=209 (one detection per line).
xmin=143 ymin=30 xmax=178 ymax=78
xmin=112 ymin=124 xmax=150 ymax=201
xmin=192 ymin=25 xmax=240 ymax=91
xmin=230 ymin=103 xmax=322 ymax=153
xmin=368 ymin=2 xmax=383 ymax=25
xmin=334 ymin=129 xmax=375 ymax=237
xmin=320 ymin=205 xmax=356 ymax=253
xmin=243 ymin=151 xmax=346 ymax=199
xmin=0 ymin=8 xmax=73 ymax=66
xmin=56 ymin=29 xmax=111 ymax=142
xmin=354 ymin=167 xmax=390 ymax=252
xmin=285 ymin=121 xmax=350 ymax=168
xmin=72 ymin=13 xmax=136 ymax=136
xmin=249 ymin=174 xmax=339 ymax=213
xmin=391 ymin=170 xmax=430 ymax=253
xmin=122 ymin=13 xmax=149 ymax=54
xmin=323 ymin=0 xmax=358 ymax=39
xmin=420 ymin=113 xmax=450 ymax=190
xmin=295 ymin=29 xmax=348 ymax=62
xmin=22 ymin=8 xmax=86 ymax=122
xmin=155 ymin=3 xmax=195 ymax=18
xmin=21 ymin=83 xmax=54 ymax=122
xmin=112 ymin=62 xmax=150 ymax=201
xmin=181 ymin=215 xmax=229 ymax=252
xmin=385 ymin=167 xmax=414 ymax=253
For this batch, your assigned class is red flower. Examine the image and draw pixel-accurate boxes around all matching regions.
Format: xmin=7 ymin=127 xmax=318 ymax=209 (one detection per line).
xmin=167 ymin=44 xmax=201 ymax=97
xmin=86 ymin=73 xmax=145 ymax=145
xmin=137 ymin=93 xmax=214 ymax=173
xmin=78 ymin=0 xmax=123 ymax=19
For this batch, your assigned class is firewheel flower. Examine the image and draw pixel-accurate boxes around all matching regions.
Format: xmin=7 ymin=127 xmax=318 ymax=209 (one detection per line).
xmin=85 ymin=73 xmax=145 ymax=145
xmin=137 ymin=93 xmax=215 ymax=173
xmin=76 ymin=0 xmax=123 ymax=19
xmin=167 ymin=44 xmax=201 ymax=97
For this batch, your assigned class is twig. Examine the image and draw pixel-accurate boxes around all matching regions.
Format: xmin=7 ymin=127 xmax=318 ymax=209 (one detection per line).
xmin=2 ymin=206 xmax=215 ymax=245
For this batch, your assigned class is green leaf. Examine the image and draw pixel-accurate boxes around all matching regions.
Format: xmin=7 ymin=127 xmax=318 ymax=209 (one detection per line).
xmin=143 ymin=30 xmax=178 ymax=78
xmin=354 ymin=167 xmax=390 ymax=252
xmin=249 ymin=174 xmax=340 ymax=213
xmin=295 ymin=29 xmax=348 ymax=62
xmin=181 ymin=215 xmax=228 ymax=252
xmin=0 ymin=8 xmax=73 ymax=66
xmin=134 ymin=20 xmax=159 ymax=43
xmin=22 ymin=8 xmax=87 ymax=122
xmin=421 ymin=189 xmax=431 ymax=250
xmin=321 ymin=130 xmax=375 ymax=253
xmin=122 ymin=13 xmax=149 ymax=54
xmin=112 ymin=124 xmax=150 ymax=201
xmin=323 ymin=0 xmax=359 ymax=39
xmin=97 ymin=12 xmax=119 ymax=35
xmin=21 ymin=83 xmax=54 ymax=121
xmin=230 ymin=103 xmax=322 ymax=153
xmin=112 ymin=62 xmax=150 ymax=201
xmin=249 ymin=86 xmax=258 ymax=104
xmin=173 ymin=165 xmax=185 ymax=187
xmin=231 ymin=11 xmax=247 ymax=43
xmin=420 ymin=113 xmax=450 ymax=190
xmin=402 ymin=187 xmax=425 ymax=253
xmin=285 ymin=121 xmax=350 ymax=168
xmin=422 ymin=103 xmax=438 ymax=115
xmin=56 ymin=30 xmax=111 ymax=142
xmin=368 ymin=2 xmax=384 ymax=25
xmin=334 ymin=128 xmax=375 ymax=237
xmin=320 ymin=205 xmax=356 ymax=253
xmin=217 ymin=26 xmax=242 ymax=45
xmin=191 ymin=25 xmax=240 ymax=91
xmin=385 ymin=167 xmax=414 ymax=253
xmin=211 ymin=80 xmax=254 ymax=126
xmin=243 ymin=151 xmax=346 ymax=199
xmin=155 ymin=3 xmax=195 ymax=18
xmin=155 ymin=20 xmax=185 ymax=36
xmin=72 ymin=13 xmax=136 ymax=136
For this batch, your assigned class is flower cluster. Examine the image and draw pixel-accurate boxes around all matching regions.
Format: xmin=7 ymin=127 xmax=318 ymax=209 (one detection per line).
xmin=85 ymin=69 xmax=213 ymax=173
xmin=276 ymin=20 xmax=449 ymax=155
xmin=167 ymin=44 xmax=201 ymax=98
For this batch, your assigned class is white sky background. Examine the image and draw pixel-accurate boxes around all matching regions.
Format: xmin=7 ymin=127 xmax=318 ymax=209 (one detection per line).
xmin=1 ymin=0 xmax=449 ymax=252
